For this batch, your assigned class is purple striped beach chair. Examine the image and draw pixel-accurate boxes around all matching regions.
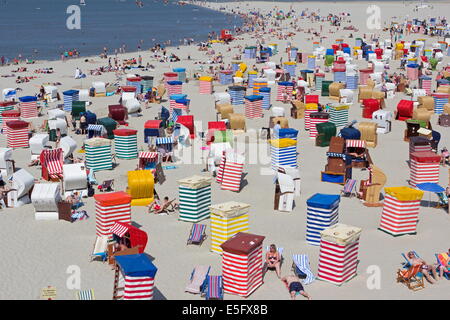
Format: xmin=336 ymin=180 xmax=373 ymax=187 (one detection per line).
xmin=187 ymin=223 xmax=207 ymax=245
xmin=341 ymin=179 xmax=356 ymax=197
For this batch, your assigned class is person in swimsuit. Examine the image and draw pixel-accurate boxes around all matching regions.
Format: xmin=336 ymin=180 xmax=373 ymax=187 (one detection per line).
xmin=281 ymin=275 xmax=311 ymax=300
xmin=264 ymin=244 xmax=281 ymax=278
xmin=405 ymin=251 xmax=439 ymax=284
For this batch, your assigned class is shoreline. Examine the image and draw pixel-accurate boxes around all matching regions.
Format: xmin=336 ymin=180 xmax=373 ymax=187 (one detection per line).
xmin=0 ymin=0 xmax=446 ymax=66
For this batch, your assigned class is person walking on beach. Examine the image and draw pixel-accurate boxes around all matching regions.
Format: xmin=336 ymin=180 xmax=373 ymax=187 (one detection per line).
xmin=281 ymin=275 xmax=311 ymax=300
xmin=1 ymin=56 xmax=4 ymax=66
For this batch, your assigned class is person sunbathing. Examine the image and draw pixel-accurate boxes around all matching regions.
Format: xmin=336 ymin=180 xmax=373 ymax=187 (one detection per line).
xmin=405 ymin=251 xmax=439 ymax=284
xmin=281 ymin=275 xmax=311 ymax=300
xmin=147 ymin=196 xmax=176 ymax=214
xmin=264 ymin=244 xmax=282 ymax=278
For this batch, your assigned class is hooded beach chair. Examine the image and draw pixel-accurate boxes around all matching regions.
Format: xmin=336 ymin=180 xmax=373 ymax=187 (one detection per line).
xmin=75 ymin=289 xmax=95 ymax=300
xmin=292 ymin=254 xmax=316 ymax=285
xmin=90 ymin=236 xmax=109 ymax=262
xmin=341 ymin=179 xmax=357 ymax=197
xmin=187 ymin=223 xmax=207 ymax=245
xmin=40 ymin=148 xmax=64 ymax=181
xmin=202 ymin=275 xmax=223 ymax=300
xmin=396 ymin=264 xmax=424 ymax=291
xmin=185 ymin=265 xmax=210 ymax=294
xmin=436 ymin=253 xmax=450 ymax=280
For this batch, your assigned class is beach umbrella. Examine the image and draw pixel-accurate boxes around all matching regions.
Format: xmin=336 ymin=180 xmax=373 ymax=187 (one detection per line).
xmin=415 ymin=182 xmax=445 ymax=207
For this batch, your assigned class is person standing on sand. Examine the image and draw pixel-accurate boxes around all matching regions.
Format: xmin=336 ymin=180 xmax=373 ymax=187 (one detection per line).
xmin=281 ymin=275 xmax=311 ymax=300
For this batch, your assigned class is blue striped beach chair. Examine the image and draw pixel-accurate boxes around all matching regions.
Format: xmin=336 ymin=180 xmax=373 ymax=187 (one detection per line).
xmin=76 ymin=289 xmax=95 ymax=300
xmin=187 ymin=223 xmax=207 ymax=245
xmin=203 ymin=275 xmax=223 ymax=300
xmin=341 ymin=179 xmax=356 ymax=197
xmin=292 ymin=254 xmax=316 ymax=285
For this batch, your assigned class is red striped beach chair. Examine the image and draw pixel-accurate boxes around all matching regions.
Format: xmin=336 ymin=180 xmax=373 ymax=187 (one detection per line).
xmin=187 ymin=223 xmax=207 ymax=245
xmin=40 ymin=148 xmax=63 ymax=181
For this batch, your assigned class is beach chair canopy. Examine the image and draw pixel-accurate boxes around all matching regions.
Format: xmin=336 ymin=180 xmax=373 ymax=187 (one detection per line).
xmin=110 ymin=222 xmax=148 ymax=253
xmin=115 ymin=253 xmax=157 ymax=278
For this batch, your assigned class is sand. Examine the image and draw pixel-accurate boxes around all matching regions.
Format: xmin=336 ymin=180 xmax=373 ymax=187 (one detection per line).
xmin=0 ymin=0 xmax=449 ymax=300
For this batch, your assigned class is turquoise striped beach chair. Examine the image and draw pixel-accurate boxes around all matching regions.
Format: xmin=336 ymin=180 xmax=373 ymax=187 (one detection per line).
xmin=76 ymin=289 xmax=95 ymax=300
xmin=292 ymin=254 xmax=316 ymax=285
xmin=202 ymin=275 xmax=223 ymax=300
xmin=187 ymin=223 xmax=207 ymax=246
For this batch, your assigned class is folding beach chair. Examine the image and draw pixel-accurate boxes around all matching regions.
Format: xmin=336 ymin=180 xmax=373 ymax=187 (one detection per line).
xmin=341 ymin=179 xmax=357 ymax=197
xmin=202 ymin=275 xmax=223 ymax=300
xmin=187 ymin=223 xmax=207 ymax=245
xmin=435 ymin=192 xmax=449 ymax=209
xmin=75 ymin=289 xmax=95 ymax=300
xmin=396 ymin=264 xmax=424 ymax=291
xmin=185 ymin=265 xmax=210 ymax=295
xmin=90 ymin=236 xmax=108 ymax=262
xmin=98 ymin=179 xmax=114 ymax=192
xmin=291 ymin=254 xmax=316 ymax=285
xmin=435 ymin=253 xmax=450 ymax=280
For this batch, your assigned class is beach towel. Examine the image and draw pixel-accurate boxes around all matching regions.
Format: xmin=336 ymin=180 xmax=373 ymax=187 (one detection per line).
xmin=185 ymin=265 xmax=210 ymax=294
xmin=292 ymin=254 xmax=316 ymax=285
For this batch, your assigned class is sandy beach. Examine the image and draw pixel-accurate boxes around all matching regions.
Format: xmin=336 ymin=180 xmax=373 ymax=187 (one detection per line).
xmin=0 ymin=0 xmax=450 ymax=300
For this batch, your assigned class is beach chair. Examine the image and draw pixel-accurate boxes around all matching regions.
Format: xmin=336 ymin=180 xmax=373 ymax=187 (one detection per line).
xmin=341 ymin=179 xmax=357 ymax=197
xmin=98 ymin=179 xmax=114 ymax=192
xmin=40 ymin=148 xmax=64 ymax=181
xmin=90 ymin=236 xmax=108 ymax=262
xmin=435 ymin=253 xmax=450 ymax=280
xmin=185 ymin=265 xmax=210 ymax=294
xmin=291 ymin=254 xmax=316 ymax=285
xmin=202 ymin=275 xmax=223 ymax=300
xmin=435 ymin=192 xmax=449 ymax=209
xmin=75 ymin=289 xmax=95 ymax=300
xmin=155 ymin=85 xmax=166 ymax=103
xmin=187 ymin=223 xmax=207 ymax=245
xmin=396 ymin=264 xmax=425 ymax=291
